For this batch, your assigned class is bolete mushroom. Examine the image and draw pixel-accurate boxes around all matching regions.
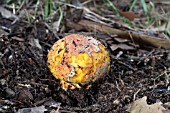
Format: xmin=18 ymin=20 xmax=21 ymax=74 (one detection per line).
xmin=48 ymin=34 xmax=110 ymax=90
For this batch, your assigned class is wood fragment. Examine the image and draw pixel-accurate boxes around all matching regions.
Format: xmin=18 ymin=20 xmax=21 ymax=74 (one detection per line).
xmin=66 ymin=19 xmax=170 ymax=49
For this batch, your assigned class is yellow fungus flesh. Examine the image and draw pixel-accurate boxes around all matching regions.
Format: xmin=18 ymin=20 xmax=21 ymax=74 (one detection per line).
xmin=47 ymin=34 xmax=110 ymax=90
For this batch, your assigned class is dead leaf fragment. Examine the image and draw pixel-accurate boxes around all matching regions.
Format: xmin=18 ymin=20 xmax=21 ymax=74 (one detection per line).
xmin=18 ymin=89 xmax=33 ymax=103
xmin=17 ymin=106 xmax=47 ymax=113
xmin=114 ymin=38 xmax=128 ymax=43
xmin=0 ymin=6 xmax=18 ymax=19
xmin=0 ymin=29 xmax=8 ymax=36
xmin=163 ymin=109 xmax=170 ymax=113
xmin=127 ymin=96 xmax=165 ymax=113
xmin=110 ymin=44 xmax=135 ymax=51
xmin=119 ymin=11 xmax=138 ymax=21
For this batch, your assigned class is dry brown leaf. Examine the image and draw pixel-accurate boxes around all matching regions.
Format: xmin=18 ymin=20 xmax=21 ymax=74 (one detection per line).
xmin=127 ymin=96 xmax=165 ymax=113
xmin=17 ymin=106 xmax=47 ymax=113
xmin=0 ymin=6 xmax=18 ymax=19
xmin=110 ymin=44 xmax=119 ymax=51
xmin=163 ymin=109 xmax=170 ymax=113
xmin=114 ymin=38 xmax=129 ymax=43
xmin=110 ymin=44 xmax=135 ymax=51
xmin=0 ymin=29 xmax=8 ymax=36
xmin=119 ymin=11 xmax=138 ymax=21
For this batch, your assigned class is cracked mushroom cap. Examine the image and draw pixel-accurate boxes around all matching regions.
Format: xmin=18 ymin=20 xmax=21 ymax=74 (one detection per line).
xmin=48 ymin=34 xmax=110 ymax=90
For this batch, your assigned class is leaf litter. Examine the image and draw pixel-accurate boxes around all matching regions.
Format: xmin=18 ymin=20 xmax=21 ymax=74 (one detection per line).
xmin=127 ymin=96 xmax=166 ymax=113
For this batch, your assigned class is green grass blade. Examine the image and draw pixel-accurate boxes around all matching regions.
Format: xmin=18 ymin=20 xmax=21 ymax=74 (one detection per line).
xmin=45 ymin=0 xmax=49 ymax=19
xmin=49 ymin=0 xmax=52 ymax=17
xmin=129 ymin=0 xmax=138 ymax=11
xmin=140 ymin=0 xmax=152 ymax=24
xmin=102 ymin=0 xmax=120 ymax=16
xmin=151 ymin=0 xmax=158 ymax=27
xmin=34 ymin=0 xmax=40 ymax=17
xmin=141 ymin=0 xmax=148 ymax=14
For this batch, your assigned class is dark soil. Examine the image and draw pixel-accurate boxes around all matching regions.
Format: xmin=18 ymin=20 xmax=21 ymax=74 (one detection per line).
xmin=0 ymin=13 xmax=170 ymax=113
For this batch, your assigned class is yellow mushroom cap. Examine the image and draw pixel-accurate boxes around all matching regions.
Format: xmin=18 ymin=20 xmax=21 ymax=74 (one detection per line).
xmin=47 ymin=34 xmax=110 ymax=90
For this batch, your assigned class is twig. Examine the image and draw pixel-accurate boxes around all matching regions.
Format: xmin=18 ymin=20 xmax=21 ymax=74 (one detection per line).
xmin=55 ymin=105 xmax=60 ymax=113
xmin=45 ymin=23 xmax=60 ymax=39
xmin=117 ymin=61 xmax=136 ymax=71
xmin=137 ymin=49 xmax=155 ymax=64
xmin=133 ymin=89 xmax=141 ymax=100
xmin=55 ymin=1 xmax=115 ymax=24
xmin=66 ymin=19 xmax=170 ymax=48
xmin=16 ymin=0 xmax=26 ymax=13
xmin=39 ymin=40 xmax=52 ymax=47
